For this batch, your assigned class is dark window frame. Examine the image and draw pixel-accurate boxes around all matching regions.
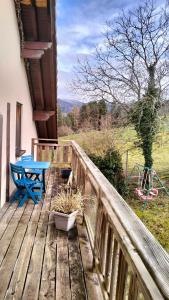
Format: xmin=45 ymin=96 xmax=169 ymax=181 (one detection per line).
xmin=15 ymin=102 xmax=25 ymax=157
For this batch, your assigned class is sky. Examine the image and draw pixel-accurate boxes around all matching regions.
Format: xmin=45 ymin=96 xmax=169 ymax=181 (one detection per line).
xmin=57 ymin=0 xmax=158 ymax=102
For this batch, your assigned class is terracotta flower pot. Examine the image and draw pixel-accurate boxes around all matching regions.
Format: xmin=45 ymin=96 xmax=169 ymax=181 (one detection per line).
xmin=53 ymin=210 xmax=78 ymax=231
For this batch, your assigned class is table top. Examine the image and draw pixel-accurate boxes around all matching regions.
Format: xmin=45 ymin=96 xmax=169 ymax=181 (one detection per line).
xmin=15 ymin=161 xmax=50 ymax=169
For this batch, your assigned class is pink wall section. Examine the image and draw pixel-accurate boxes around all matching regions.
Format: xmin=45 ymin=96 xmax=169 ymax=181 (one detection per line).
xmin=0 ymin=1 xmax=38 ymax=206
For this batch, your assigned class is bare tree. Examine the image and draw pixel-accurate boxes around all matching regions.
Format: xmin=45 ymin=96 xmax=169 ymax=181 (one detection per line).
xmin=73 ymin=1 xmax=169 ymax=109
xmin=73 ymin=0 xmax=169 ymax=182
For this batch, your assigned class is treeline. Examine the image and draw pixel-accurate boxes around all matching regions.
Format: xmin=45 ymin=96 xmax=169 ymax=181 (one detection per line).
xmin=58 ymin=100 xmax=127 ymax=136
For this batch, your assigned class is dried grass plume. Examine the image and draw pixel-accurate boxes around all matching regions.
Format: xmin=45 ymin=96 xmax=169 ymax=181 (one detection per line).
xmin=51 ymin=189 xmax=84 ymax=214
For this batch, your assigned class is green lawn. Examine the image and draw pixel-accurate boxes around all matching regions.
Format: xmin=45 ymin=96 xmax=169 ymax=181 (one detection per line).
xmin=127 ymin=195 xmax=169 ymax=252
xmin=60 ymin=120 xmax=169 ymax=252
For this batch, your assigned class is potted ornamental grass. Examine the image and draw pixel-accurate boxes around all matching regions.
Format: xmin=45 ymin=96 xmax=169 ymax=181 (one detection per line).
xmin=51 ymin=189 xmax=84 ymax=231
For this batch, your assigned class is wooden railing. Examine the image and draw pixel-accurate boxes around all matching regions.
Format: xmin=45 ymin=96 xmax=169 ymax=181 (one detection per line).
xmin=31 ymin=138 xmax=72 ymax=166
xmin=32 ymin=138 xmax=169 ymax=300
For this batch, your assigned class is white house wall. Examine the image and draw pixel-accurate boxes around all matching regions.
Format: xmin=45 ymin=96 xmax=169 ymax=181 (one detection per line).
xmin=0 ymin=0 xmax=38 ymax=207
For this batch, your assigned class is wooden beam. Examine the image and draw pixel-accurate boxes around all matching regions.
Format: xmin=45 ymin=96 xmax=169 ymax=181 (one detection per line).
xmin=36 ymin=122 xmax=48 ymax=139
xmin=36 ymin=0 xmax=47 ymax=8
xmin=25 ymin=62 xmax=36 ymax=109
xmin=20 ymin=4 xmax=38 ymax=40
xmin=21 ymin=1 xmax=48 ymax=9
xmin=29 ymin=60 xmax=44 ymax=110
xmin=24 ymin=42 xmax=52 ymax=50
xmin=41 ymin=50 xmax=53 ymax=109
xmin=36 ymin=4 xmax=51 ymax=41
xmin=47 ymin=115 xmax=57 ymax=139
xmin=33 ymin=111 xmax=55 ymax=121
xmin=21 ymin=0 xmax=32 ymax=5
xmin=22 ymin=49 xmax=44 ymax=59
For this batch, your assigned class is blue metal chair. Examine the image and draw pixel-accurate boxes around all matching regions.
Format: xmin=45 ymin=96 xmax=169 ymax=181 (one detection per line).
xmin=21 ymin=154 xmax=43 ymax=181
xmin=21 ymin=155 xmax=33 ymax=161
xmin=10 ymin=163 xmax=43 ymax=207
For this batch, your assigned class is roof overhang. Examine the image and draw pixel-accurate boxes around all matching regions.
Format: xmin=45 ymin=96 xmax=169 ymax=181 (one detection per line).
xmin=16 ymin=0 xmax=57 ymax=139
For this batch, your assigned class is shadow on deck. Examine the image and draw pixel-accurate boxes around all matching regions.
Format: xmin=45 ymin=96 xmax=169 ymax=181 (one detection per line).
xmin=0 ymin=167 xmax=102 ymax=300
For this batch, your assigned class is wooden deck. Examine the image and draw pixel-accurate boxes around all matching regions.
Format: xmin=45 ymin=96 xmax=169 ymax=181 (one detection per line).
xmin=0 ymin=168 xmax=103 ymax=300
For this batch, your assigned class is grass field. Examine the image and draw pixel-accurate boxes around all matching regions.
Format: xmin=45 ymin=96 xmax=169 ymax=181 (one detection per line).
xmin=61 ymin=118 xmax=169 ymax=176
xmin=60 ymin=117 xmax=169 ymax=252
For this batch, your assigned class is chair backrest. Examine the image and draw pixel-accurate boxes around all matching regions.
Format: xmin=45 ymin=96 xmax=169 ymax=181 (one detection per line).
xmin=21 ymin=155 xmax=33 ymax=161
xmin=10 ymin=163 xmax=25 ymax=185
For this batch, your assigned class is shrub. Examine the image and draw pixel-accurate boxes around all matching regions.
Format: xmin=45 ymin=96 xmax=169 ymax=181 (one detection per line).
xmin=89 ymin=148 xmax=127 ymax=196
xmin=58 ymin=125 xmax=74 ymax=137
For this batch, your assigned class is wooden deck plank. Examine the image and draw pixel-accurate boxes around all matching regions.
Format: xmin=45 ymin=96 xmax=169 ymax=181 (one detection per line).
xmin=22 ymin=169 xmax=53 ymax=300
xmin=39 ymin=213 xmax=57 ymax=300
xmin=0 ymin=202 xmax=34 ymax=299
xmin=21 ymin=222 xmax=47 ymax=300
xmin=0 ymin=203 xmax=28 ymax=266
xmin=5 ymin=201 xmax=43 ymax=300
xmin=0 ymin=168 xmax=104 ymax=300
xmin=39 ymin=171 xmax=56 ymax=300
xmin=77 ymin=222 xmax=104 ymax=300
xmin=0 ymin=202 xmax=18 ymax=239
xmin=68 ymin=227 xmax=87 ymax=300
xmin=56 ymin=231 xmax=71 ymax=300
xmin=0 ymin=202 xmax=10 ymax=221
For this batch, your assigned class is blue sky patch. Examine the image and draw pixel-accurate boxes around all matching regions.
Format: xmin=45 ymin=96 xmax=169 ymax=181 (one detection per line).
xmin=57 ymin=0 xmax=162 ymax=101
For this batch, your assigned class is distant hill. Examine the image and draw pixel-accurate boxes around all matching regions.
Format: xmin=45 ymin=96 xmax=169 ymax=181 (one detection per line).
xmin=58 ymin=98 xmax=83 ymax=113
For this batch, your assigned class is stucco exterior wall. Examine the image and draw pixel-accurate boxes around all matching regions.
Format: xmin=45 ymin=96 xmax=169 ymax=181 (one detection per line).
xmin=0 ymin=1 xmax=38 ymax=207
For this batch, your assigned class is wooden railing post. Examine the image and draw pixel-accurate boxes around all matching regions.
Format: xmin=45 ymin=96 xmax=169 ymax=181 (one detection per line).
xmin=31 ymin=138 xmax=35 ymax=157
xmin=109 ymin=239 xmax=119 ymax=300
xmin=84 ymin=171 xmax=91 ymax=195
xmin=104 ymin=226 xmax=114 ymax=292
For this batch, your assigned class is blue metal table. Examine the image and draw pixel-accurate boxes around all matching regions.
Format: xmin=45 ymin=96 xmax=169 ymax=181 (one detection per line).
xmin=15 ymin=161 xmax=50 ymax=192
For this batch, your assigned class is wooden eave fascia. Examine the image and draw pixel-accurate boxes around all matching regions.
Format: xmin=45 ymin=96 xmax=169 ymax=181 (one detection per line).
xmin=21 ymin=49 xmax=44 ymax=59
xmin=33 ymin=110 xmax=55 ymax=121
xmin=21 ymin=0 xmax=47 ymax=7
xmin=20 ymin=0 xmax=32 ymax=5
xmin=24 ymin=41 xmax=52 ymax=50
xmin=35 ymin=0 xmax=48 ymax=8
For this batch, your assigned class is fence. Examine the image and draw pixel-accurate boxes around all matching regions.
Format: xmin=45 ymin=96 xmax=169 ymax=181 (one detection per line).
xmin=32 ymin=138 xmax=169 ymax=300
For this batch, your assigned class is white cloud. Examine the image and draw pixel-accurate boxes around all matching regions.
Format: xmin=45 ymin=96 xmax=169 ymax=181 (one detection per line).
xmin=57 ymin=0 xmax=165 ymax=100
xmin=57 ymin=44 xmax=71 ymax=54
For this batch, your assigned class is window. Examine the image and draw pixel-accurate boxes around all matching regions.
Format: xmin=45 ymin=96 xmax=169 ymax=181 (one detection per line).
xmin=15 ymin=102 xmax=22 ymax=157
